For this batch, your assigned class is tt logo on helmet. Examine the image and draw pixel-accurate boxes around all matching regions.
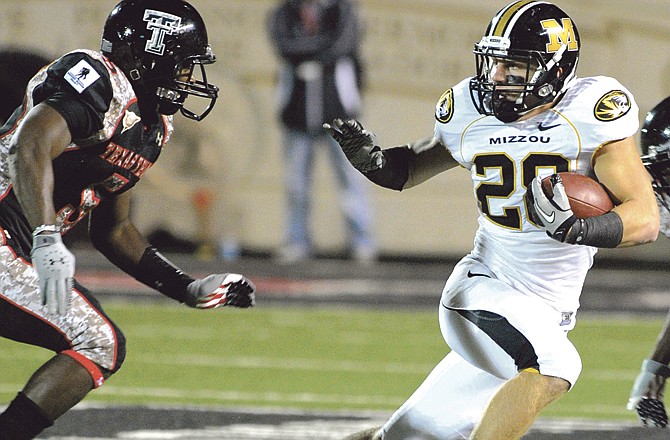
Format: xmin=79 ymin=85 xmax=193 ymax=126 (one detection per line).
xmin=540 ymin=18 xmax=578 ymax=53
xmin=143 ymin=9 xmax=182 ymax=56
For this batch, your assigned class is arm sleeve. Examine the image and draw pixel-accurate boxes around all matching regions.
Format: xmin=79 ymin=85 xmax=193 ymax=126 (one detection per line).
xmin=365 ymin=137 xmax=458 ymax=191
xmin=364 ymin=146 xmax=412 ymax=191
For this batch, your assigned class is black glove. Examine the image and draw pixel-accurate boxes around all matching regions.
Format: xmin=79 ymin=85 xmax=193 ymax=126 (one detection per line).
xmin=323 ymin=118 xmax=384 ymax=173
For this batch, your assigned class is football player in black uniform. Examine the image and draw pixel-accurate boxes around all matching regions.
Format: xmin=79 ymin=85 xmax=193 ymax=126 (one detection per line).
xmin=628 ymin=96 xmax=670 ymax=428
xmin=0 ymin=1 xmax=255 ymax=438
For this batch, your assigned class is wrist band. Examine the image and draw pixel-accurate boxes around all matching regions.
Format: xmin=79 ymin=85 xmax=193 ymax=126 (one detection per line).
xmin=643 ymin=359 xmax=670 ymax=378
xmin=564 ymin=211 xmax=623 ymax=248
xmin=135 ymin=247 xmax=195 ymax=303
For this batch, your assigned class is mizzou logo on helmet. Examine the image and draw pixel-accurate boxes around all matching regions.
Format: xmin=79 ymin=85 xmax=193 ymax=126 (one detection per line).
xmin=435 ymin=89 xmax=454 ymax=124
xmin=540 ymin=18 xmax=579 ymax=53
xmin=594 ymin=90 xmax=631 ymax=122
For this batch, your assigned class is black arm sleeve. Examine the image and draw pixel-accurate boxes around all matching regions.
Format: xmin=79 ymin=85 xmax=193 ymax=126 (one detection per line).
xmin=133 ymin=247 xmax=196 ymax=303
xmin=363 ymin=146 xmax=412 ymax=191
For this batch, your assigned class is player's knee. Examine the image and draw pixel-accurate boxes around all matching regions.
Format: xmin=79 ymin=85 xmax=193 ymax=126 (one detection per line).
xmin=67 ymin=324 xmax=127 ymax=386
xmin=520 ymin=368 xmax=570 ymax=400
xmin=105 ymin=327 xmax=127 ymax=375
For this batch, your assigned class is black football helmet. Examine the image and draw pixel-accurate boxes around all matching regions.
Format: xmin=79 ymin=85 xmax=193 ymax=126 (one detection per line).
xmin=101 ymin=0 xmax=218 ymax=120
xmin=640 ymin=97 xmax=670 ymax=210
xmin=469 ymin=1 xmax=580 ymax=122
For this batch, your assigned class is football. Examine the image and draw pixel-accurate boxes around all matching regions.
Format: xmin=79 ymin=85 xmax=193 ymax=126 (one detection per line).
xmin=541 ymin=172 xmax=614 ymax=218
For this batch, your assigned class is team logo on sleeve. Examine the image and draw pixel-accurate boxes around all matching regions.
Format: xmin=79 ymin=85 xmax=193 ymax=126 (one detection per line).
xmin=64 ymin=60 xmax=101 ymax=93
xmin=594 ymin=90 xmax=631 ymax=122
xmin=435 ymin=89 xmax=454 ymax=123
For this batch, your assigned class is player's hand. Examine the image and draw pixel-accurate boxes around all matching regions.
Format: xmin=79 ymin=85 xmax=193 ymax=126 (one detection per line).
xmin=323 ymin=118 xmax=384 ymax=173
xmin=525 ymin=174 xmax=577 ymax=242
xmin=31 ymin=231 xmax=75 ymax=315
xmin=186 ymin=273 xmax=256 ymax=309
xmin=628 ymin=359 xmax=670 ymax=428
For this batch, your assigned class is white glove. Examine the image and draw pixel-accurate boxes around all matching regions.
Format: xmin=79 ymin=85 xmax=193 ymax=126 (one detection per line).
xmin=525 ymin=174 xmax=577 ymax=242
xmin=186 ymin=273 xmax=256 ymax=309
xmin=628 ymin=359 xmax=670 ymax=427
xmin=323 ymin=119 xmax=384 ymax=173
xmin=31 ymin=231 xmax=75 ymax=315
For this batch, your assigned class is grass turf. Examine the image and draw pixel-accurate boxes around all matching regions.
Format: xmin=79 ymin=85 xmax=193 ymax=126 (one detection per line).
xmin=0 ymin=301 xmax=661 ymax=422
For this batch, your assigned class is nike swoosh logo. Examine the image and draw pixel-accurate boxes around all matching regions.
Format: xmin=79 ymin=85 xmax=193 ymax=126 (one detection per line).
xmin=535 ymin=204 xmax=555 ymax=224
xmin=538 ymin=122 xmax=560 ymax=131
xmin=467 ymin=271 xmax=489 ymax=278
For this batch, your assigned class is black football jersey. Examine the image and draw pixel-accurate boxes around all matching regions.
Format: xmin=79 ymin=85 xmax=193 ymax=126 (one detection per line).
xmin=0 ymin=49 xmax=173 ymax=257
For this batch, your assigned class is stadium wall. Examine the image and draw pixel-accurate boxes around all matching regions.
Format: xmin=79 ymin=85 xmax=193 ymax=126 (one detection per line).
xmin=0 ymin=0 xmax=669 ymax=261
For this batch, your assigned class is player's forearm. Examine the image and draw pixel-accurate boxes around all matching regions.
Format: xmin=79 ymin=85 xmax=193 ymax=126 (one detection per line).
xmin=365 ymin=137 xmax=456 ymax=190
xmin=92 ymin=222 xmax=195 ymax=303
xmin=10 ymin=146 xmax=58 ymax=229
xmin=613 ymin=200 xmax=660 ymax=247
xmin=9 ymin=104 xmax=72 ymax=230
xmin=363 ymin=146 xmax=411 ymax=190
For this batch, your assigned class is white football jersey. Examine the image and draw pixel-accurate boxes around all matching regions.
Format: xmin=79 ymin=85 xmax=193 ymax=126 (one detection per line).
xmin=433 ymin=76 xmax=639 ymax=312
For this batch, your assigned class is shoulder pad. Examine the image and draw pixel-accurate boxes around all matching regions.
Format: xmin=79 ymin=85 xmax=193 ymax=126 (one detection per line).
xmin=45 ymin=51 xmax=112 ymax=114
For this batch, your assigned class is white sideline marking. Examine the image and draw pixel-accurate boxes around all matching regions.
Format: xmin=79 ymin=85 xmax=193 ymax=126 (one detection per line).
xmin=5 ymin=350 xmax=437 ymax=375
xmin=3 ymin=350 xmax=645 ymax=380
xmin=95 ymin=386 xmax=405 ymax=406
xmin=0 ymin=383 xmax=402 ymax=407
xmin=132 ymin=352 xmax=436 ymax=374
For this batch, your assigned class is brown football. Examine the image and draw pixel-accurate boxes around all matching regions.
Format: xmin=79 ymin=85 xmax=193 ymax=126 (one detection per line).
xmin=541 ymin=172 xmax=614 ymax=218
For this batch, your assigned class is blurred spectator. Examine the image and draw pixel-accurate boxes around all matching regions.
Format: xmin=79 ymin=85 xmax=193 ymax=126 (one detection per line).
xmin=267 ymin=0 xmax=377 ymax=263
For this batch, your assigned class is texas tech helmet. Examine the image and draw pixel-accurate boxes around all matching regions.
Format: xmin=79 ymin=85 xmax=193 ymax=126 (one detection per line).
xmin=469 ymin=1 xmax=580 ymax=122
xmin=101 ymin=0 xmax=218 ymax=120
xmin=640 ymin=97 xmax=670 ymax=208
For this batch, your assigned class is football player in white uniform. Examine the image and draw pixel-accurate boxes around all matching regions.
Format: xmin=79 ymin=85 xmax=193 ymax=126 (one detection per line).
xmin=325 ymin=1 xmax=659 ymax=439
xmin=628 ymin=96 xmax=670 ymax=428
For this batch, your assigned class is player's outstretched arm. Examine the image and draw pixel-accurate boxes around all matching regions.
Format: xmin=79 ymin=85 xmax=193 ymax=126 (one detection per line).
xmin=89 ymin=193 xmax=255 ymax=309
xmin=324 ymin=118 xmax=457 ymax=190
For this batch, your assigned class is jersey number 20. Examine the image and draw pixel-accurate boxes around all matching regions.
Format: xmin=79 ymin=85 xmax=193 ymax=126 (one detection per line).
xmin=474 ymin=152 xmax=569 ymax=230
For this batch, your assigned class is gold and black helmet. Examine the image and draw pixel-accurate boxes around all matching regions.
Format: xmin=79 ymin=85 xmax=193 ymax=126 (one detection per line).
xmin=469 ymin=1 xmax=580 ymax=122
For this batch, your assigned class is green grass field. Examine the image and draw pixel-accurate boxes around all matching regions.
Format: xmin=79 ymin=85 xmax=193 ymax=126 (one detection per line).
xmin=0 ymin=301 xmax=662 ymax=422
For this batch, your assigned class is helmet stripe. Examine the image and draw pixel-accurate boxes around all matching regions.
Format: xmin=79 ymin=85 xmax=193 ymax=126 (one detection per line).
xmin=491 ymin=1 xmax=544 ymax=37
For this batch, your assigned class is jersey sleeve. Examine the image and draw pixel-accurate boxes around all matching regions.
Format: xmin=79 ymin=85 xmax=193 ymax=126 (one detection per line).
xmin=572 ymin=76 xmax=640 ymax=143
xmin=31 ymin=52 xmax=113 ymax=141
